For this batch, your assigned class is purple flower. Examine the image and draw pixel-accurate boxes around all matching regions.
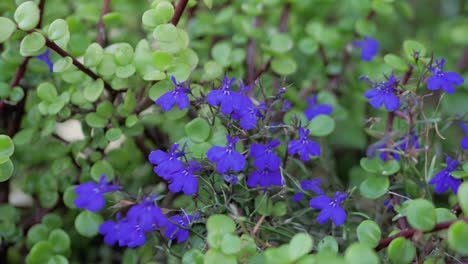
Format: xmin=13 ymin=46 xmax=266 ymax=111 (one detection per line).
xmin=207 ymin=135 xmax=246 ymax=174
xmin=74 ymin=175 xmax=120 ymax=212
xmin=126 ymin=197 xmax=167 ymax=232
xmin=222 ymin=174 xmax=239 ymax=184
xmin=168 ymin=160 xmax=201 ymax=196
xmin=206 ymin=76 xmax=238 ymax=115
xmin=460 ymin=122 xmax=468 ymax=150
xmin=354 ymin=37 xmax=379 ymax=62
xmin=155 ymin=76 xmax=191 ymax=111
xmin=247 ymin=169 xmax=283 ymax=188
xmin=363 ymin=74 xmax=400 ymax=111
xmin=300 ymin=178 xmax=324 ymax=195
xmin=36 ymin=49 xmax=53 ymax=72
xmin=429 ymin=157 xmax=462 ymax=194
xmin=292 ymin=192 xmax=304 ymax=202
xmin=282 ymin=100 xmax=292 ymax=112
xmin=149 ymin=144 xmax=184 ymax=181
xmin=378 ymin=133 xmax=420 ymax=161
xmin=99 ymin=213 xmax=124 ymax=246
xmin=118 ymin=217 xmax=147 ymax=248
xmin=427 ymin=59 xmax=464 ymax=94
xmin=234 ymin=102 xmax=266 ymax=131
xmin=309 ymin=191 xmax=347 ymax=226
xmin=287 ymin=128 xmax=321 ymax=161
xmin=304 ymin=95 xmax=333 ymax=121
xmin=164 ymin=214 xmax=195 ymax=244
xmin=250 ymin=140 xmax=281 ymax=170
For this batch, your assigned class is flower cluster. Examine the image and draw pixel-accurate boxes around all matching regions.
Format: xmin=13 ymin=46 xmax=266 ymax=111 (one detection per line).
xmin=362 ymin=74 xmax=400 ymax=111
xmin=74 ymin=175 xmax=121 ymax=212
xmin=247 ymin=140 xmax=283 ymax=188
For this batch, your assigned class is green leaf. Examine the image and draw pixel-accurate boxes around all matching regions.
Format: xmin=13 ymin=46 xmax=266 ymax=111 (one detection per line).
xmin=381 ymin=160 xmax=400 ymax=175
xmin=84 ymin=43 xmax=104 ymax=67
xmin=221 ymin=233 xmax=241 ymax=255
xmin=97 ymin=54 xmax=117 ymax=77
xmin=308 ymin=115 xmax=335 ymax=136
xmin=435 ymin=208 xmax=456 ymax=224
xmin=152 ymin=51 xmax=173 ymax=70
xmin=0 ymin=17 xmax=16 ymax=43
xmin=204 ymin=60 xmax=223 ymax=80
xmin=15 ymin=1 xmax=40 ymax=31
xmin=62 ymin=186 xmax=77 ymax=209
xmin=0 ymin=135 xmax=15 ymax=164
xmin=272 ymin=201 xmax=287 ymax=217
xmin=182 ymin=249 xmax=204 ymax=264
xmin=27 ymin=224 xmax=50 ymax=248
xmin=356 ymin=220 xmax=381 ymax=247
xmin=48 ymin=229 xmax=70 ymax=254
xmin=114 ymin=43 xmax=134 ymax=66
xmin=384 ymin=54 xmax=408 ymax=72
xmin=153 ymin=24 xmax=189 ymax=53
xmin=10 ymin=86 xmax=25 ymax=102
xmin=203 ymin=0 xmax=213 ymax=9
xmin=355 ymin=19 xmax=376 ymax=36
xmin=90 ymin=160 xmax=114 ymax=181
xmin=255 ymin=195 xmax=273 ymax=216
xmin=143 ymin=70 xmax=166 ymax=81
xmin=37 ymin=83 xmax=58 ymax=103
xmin=142 ymin=2 xmax=174 ymax=28
xmin=185 ymin=118 xmax=211 ymax=143
xmin=345 ymin=243 xmax=380 ymax=264
xmin=26 ymin=241 xmax=54 ymax=264
xmin=42 ymin=214 xmax=63 ymax=230
xmin=53 ymin=57 xmax=72 ymax=73
xmin=270 ymin=33 xmax=293 ymax=53
xmin=207 ymin=214 xmax=236 ymax=234
xmin=403 ymin=40 xmax=426 ymax=61
xmin=212 ymin=42 xmax=232 ymax=67
xmin=448 ymin=221 xmax=468 ymax=256
xmin=317 ymin=236 xmax=338 ymax=253
xmin=298 ymin=38 xmax=318 ymax=55
xmin=289 ymin=233 xmax=313 ymax=260
xmin=47 ymin=255 xmax=69 ymax=264
xmin=20 ymin=32 xmax=46 ymax=56
xmin=271 ymin=56 xmax=297 ymax=75
xmin=458 ymin=182 xmax=468 ymax=216
xmin=74 ymin=211 xmax=103 ymax=237
xmin=204 ymin=249 xmax=237 ymax=264
xmin=85 ymin=113 xmax=108 ymax=128
xmin=360 ymin=158 xmax=399 ymax=175
xmin=105 ymin=128 xmax=122 ymax=142
xmin=84 ymin=79 xmax=104 ymax=102
xmin=359 ymin=176 xmax=389 ymax=199
xmin=387 ymin=237 xmax=415 ymax=264
xmin=48 ymin=19 xmax=69 ymax=41
xmin=0 ymin=159 xmax=14 ymax=182
xmin=406 ymin=199 xmax=436 ymax=231
xmin=116 ymin=65 xmax=136 ymax=78
xmin=0 ymin=82 xmax=9 ymax=99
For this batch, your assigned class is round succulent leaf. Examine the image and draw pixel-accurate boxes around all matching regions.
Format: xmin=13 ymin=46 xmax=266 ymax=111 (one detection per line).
xmin=264 ymin=245 xmax=293 ymax=264
xmin=435 ymin=208 xmax=456 ymax=223
xmin=206 ymin=214 xmax=236 ymax=234
xmin=387 ymin=237 xmax=415 ymax=264
xmin=270 ymin=33 xmax=293 ymax=53
xmin=90 ymin=160 xmax=114 ymax=181
xmin=84 ymin=43 xmax=104 ymax=67
xmin=63 ymin=186 xmax=77 ymax=209
xmin=47 ymin=255 xmax=68 ymax=264
xmin=308 ymin=115 xmax=335 ymax=136
xmin=298 ymin=37 xmax=319 ymax=55
xmin=0 ymin=135 xmax=15 ymax=162
xmin=142 ymin=2 xmax=174 ymax=28
xmin=360 ymin=158 xmax=382 ymax=174
xmin=317 ymin=236 xmax=338 ymax=253
xmin=143 ymin=70 xmax=166 ymax=81
xmin=272 ymin=201 xmax=287 ymax=217
xmin=42 ymin=214 xmax=63 ymax=230
xmin=74 ymin=211 xmax=103 ymax=237
xmin=185 ymin=118 xmax=211 ymax=143
xmin=403 ymin=40 xmax=426 ymax=61
xmin=116 ymin=64 xmax=136 ymax=79
xmin=53 ymin=57 xmax=73 ymax=73
xmin=48 ymin=19 xmax=69 ymax=41
xmin=97 ymin=54 xmax=117 ymax=77
xmin=10 ymin=87 xmax=25 ymax=102
xmin=182 ymin=249 xmax=204 ymax=264
xmin=204 ymin=249 xmax=237 ymax=264
xmin=25 ymin=241 xmax=54 ymax=264
xmin=152 ymin=51 xmax=173 ymax=70
xmin=113 ymin=43 xmax=134 ymax=66
xmin=221 ymin=233 xmax=242 ymax=255
xmin=381 ymin=160 xmax=400 ymax=175
xmin=212 ymin=42 xmax=232 ymax=67
xmin=359 ymin=176 xmax=389 ymax=199
xmin=289 ymin=233 xmax=313 ymax=261
xmin=37 ymin=82 xmax=58 ymax=103
xmin=355 ymin=19 xmax=376 ymax=36
xmin=39 ymin=191 xmax=59 ymax=208
xmin=14 ymin=1 xmax=40 ymax=30
xmin=26 ymin=224 xmax=50 ymax=248
xmin=458 ymin=182 xmax=468 ymax=216
xmin=203 ymin=60 xmax=223 ymax=80
xmin=384 ymin=54 xmax=408 ymax=72
xmin=84 ymin=79 xmax=104 ymax=102
xmin=48 ymin=229 xmax=70 ymax=254
xmin=105 ymin=128 xmax=122 ymax=142
xmin=153 ymin=24 xmax=189 ymax=53
xmin=20 ymin=32 xmax=46 ymax=57
xmin=0 ymin=17 xmax=16 ymax=43
xmin=406 ymin=199 xmax=436 ymax=231
xmin=356 ymin=220 xmax=381 ymax=247
xmin=191 ymin=142 xmax=212 ymax=159
xmin=255 ymin=195 xmax=273 ymax=216
xmin=448 ymin=221 xmax=468 ymax=256
xmin=344 ymin=243 xmax=380 ymax=264
xmin=0 ymin=159 xmax=14 ymax=182
xmin=85 ymin=113 xmax=108 ymax=128
xmin=271 ymin=56 xmax=297 ymax=75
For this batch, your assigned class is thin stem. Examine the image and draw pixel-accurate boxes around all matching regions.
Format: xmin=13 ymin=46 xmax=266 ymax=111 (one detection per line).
xmin=171 ymin=0 xmax=189 ymax=25
xmin=96 ymin=0 xmax=110 ymax=46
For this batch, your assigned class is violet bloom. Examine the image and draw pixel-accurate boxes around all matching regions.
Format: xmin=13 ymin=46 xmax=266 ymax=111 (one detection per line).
xmin=429 ymin=157 xmax=462 ymax=194
xmin=235 ymin=103 xmax=266 ymax=131
xmin=126 ymin=197 xmax=167 ymax=232
xmin=460 ymin=122 xmax=468 ymax=150
xmin=207 ymin=135 xmax=246 ymax=174
xmin=282 ymin=100 xmax=292 ymax=112
xmin=354 ymin=37 xmax=379 ymax=62
xmin=427 ymin=59 xmax=464 ymax=94
xmin=292 ymin=192 xmax=304 ymax=202
xmin=149 ymin=144 xmax=184 ymax=181
xmin=74 ymin=175 xmax=121 ymax=212
xmin=168 ymin=160 xmax=201 ymax=196
xmin=300 ymin=178 xmax=324 ymax=195
xmin=303 ymin=95 xmax=333 ymax=121
xmin=250 ymin=140 xmax=281 ymax=170
xmin=164 ymin=214 xmax=195 ymax=244
xmin=362 ymin=74 xmax=400 ymax=111
xmin=117 ymin=217 xmax=147 ymax=248
xmin=222 ymin=174 xmax=239 ymax=185
xmin=155 ymin=76 xmax=191 ymax=111
xmin=36 ymin=49 xmax=53 ymax=72
xmin=99 ymin=214 xmax=124 ymax=246
xmin=247 ymin=169 xmax=283 ymax=188
xmin=206 ymin=76 xmax=238 ymax=114
xmin=287 ymin=128 xmax=321 ymax=161
xmin=309 ymin=191 xmax=347 ymax=226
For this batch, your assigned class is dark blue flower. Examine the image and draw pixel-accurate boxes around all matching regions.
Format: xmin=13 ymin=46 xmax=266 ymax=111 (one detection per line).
xmin=74 ymin=175 xmax=120 ymax=212
xmin=460 ymin=122 xmax=468 ymax=150
xmin=126 ymin=197 xmax=167 ymax=232
xmin=304 ymin=95 xmax=333 ymax=121
xmin=363 ymin=74 xmax=400 ymax=111
xmin=149 ymin=144 xmax=184 ymax=181
xmin=207 ymin=135 xmax=246 ymax=174
xmin=309 ymin=191 xmax=347 ymax=226
xmin=117 ymin=217 xmax=147 ymax=248
xmin=429 ymin=157 xmax=462 ymax=194
xmin=234 ymin=102 xmax=266 ymax=131
xmin=99 ymin=213 xmax=124 ymax=246
xmin=354 ymin=37 xmax=379 ymax=62
xmin=168 ymin=160 xmax=201 ymax=196
xmin=287 ymin=128 xmax=321 ymax=161
xmin=164 ymin=214 xmax=195 ymax=244
xmin=250 ymin=140 xmax=281 ymax=170
xmin=206 ymin=76 xmax=238 ymax=115
xmin=247 ymin=169 xmax=283 ymax=188
xmin=427 ymin=59 xmax=464 ymax=94
xmin=155 ymin=76 xmax=191 ymax=111
xmin=282 ymin=100 xmax=292 ymax=112
xmin=292 ymin=192 xmax=304 ymax=202
xmin=222 ymin=174 xmax=239 ymax=184
xmin=300 ymin=178 xmax=324 ymax=195
xmin=35 ymin=49 xmax=53 ymax=72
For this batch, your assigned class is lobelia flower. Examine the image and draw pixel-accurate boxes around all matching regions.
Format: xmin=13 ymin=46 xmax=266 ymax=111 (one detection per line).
xmin=155 ymin=76 xmax=191 ymax=111
xmin=282 ymin=100 xmax=292 ymax=112
xmin=234 ymin=102 xmax=267 ymax=131
xmin=117 ymin=217 xmax=147 ymax=248
xmin=164 ymin=214 xmax=196 ymax=244
xmin=460 ymin=122 xmax=468 ymax=150
xmin=429 ymin=157 xmax=462 ymax=194
xmin=126 ymin=197 xmax=167 ymax=232
xmin=247 ymin=168 xmax=283 ymax=188
xmin=287 ymin=128 xmax=321 ymax=161
xmin=206 ymin=76 xmax=238 ymax=115
xmin=427 ymin=59 xmax=464 ymax=94
xmin=99 ymin=213 xmax=124 ymax=246
xmin=250 ymin=140 xmax=281 ymax=170
xmin=35 ymin=49 xmax=53 ymax=72
xmin=168 ymin=160 xmax=201 ymax=196
xmin=292 ymin=192 xmax=304 ymax=202
xmin=222 ymin=174 xmax=239 ymax=184
xmin=378 ymin=133 xmax=420 ymax=161
xmin=207 ymin=135 xmax=246 ymax=174
xmin=74 ymin=175 xmax=121 ymax=212
xmin=300 ymin=178 xmax=324 ymax=195
xmin=303 ymin=95 xmax=333 ymax=121
xmin=309 ymin=191 xmax=347 ymax=226
xmin=149 ymin=144 xmax=184 ymax=180
xmin=362 ymin=74 xmax=400 ymax=111
xmin=354 ymin=37 xmax=379 ymax=62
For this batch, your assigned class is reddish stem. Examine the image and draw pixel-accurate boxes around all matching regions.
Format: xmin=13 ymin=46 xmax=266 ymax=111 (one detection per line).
xmin=96 ymin=0 xmax=110 ymax=45
xmin=171 ymin=0 xmax=189 ymax=25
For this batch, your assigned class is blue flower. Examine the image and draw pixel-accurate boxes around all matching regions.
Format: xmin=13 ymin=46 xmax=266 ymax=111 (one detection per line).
xmin=292 ymin=192 xmax=304 ymax=202
xmin=99 ymin=213 xmax=124 ymax=246
xmin=168 ymin=160 xmax=201 ymax=196
xmin=149 ymin=144 xmax=184 ymax=181
xmin=35 ymin=49 xmax=53 ymax=72
xmin=74 ymin=175 xmax=120 ymax=212
xmin=207 ymin=135 xmax=246 ymax=174
xmin=429 ymin=157 xmax=462 ymax=194
xmin=155 ymin=76 xmax=191 ymax=111
xmin=282 ymin=100 xmax=292 ymax=112
xmin=222 ymin=174 xmax=239 ymax=184
xmin=164 ymin=214 xmax=195 ymax=244
xmin=250 ymin=140 xmax=281 ymax=170
xmin=287 ymin=128 xmax=321 ymax=161
xmin=117 ymin=217 xmax=147 ymax=248
xmin=309 ymin=191 xmax=347 ymax=226
xmin=126 ymin=197 xmax=167 ymax=232
xmin=378 ymin=133 xmax=420 ymax=161
xmin=300 ymin=178 xmax=324 ymax=195
xmin=304 ymin=95 xmax=333 ymax=121
xmin=206 ymin=76 xmax=238 ymax=114
xmin=354 ymin=37 xmax=379 ymax=62
xmin=247 ymin=169 xmax=283 ymax=188
xmin=234 ymin=102 xmax=266 ymax=131
xmin=460 ymin=122 xmax=468 ymax=150
xmin=363 ymin=74 xmax=400 ymax=111
xmin=427 ymin=59 xmax=464 ymax=94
